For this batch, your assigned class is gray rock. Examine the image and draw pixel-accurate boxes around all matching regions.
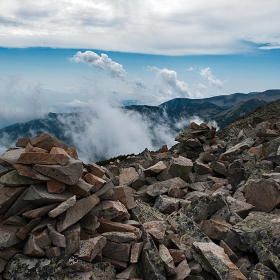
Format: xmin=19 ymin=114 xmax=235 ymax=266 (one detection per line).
xmin=167 ymin=156 xmax=193 ymax=181
xmin=153 ymin=194 xmax=181 ymax=214
xmin=0 ymin=170 xmax=43 ymax=186
xmin=0 ymin=148 xmax=25 ymax=166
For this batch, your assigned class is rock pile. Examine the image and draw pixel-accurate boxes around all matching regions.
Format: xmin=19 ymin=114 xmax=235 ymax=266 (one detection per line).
xmin=1 ymin=119 xmax=280 ymax=279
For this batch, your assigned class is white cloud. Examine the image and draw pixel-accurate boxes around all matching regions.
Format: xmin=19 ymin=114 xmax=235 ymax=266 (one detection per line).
xmin=0 ymin=1 xmax=279 ymax=55
xmin=200 ymin=67 xmax=224 ymax=88
xmin=70 ymin=51 xmax=126 ymax=80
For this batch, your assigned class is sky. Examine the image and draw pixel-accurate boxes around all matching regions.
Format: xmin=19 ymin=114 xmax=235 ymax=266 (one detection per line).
xmin=0 ymin=0 xmax=280 ymax=160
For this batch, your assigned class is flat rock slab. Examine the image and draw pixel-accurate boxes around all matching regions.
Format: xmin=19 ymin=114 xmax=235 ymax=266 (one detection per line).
xmin=13 ymin=163 xmax=50 ymax=180
xmin=0 ymin=148 xmax=25 ymax=166
xmin=23 ymin=184 xmax=73 ymax=205
xmin=144 ymin=161 xmax=167 ymax=175
xmin=0 ymin=225 xmax=21 ymax=248
xmin=193 ymin=242 xmax=247 ymax=280
xmin=48 ymin=195 xmax=76 ymax=218
xmin=0 ymin=170 xmax=43 ymax=186
xmin=17 ymin=153 xmax=70 ymax=165
xmin=33 ymin=158 xmax=83 ymax=185
xmin=147 ymin=177 xmax=188 ymax=197
xmin=119 ymin=167 xmax=139 ymax=186
xmin=102 ymin=231 xmax=138 ymax=243
xmin=57 ymin=194 xmax=100 ymax=232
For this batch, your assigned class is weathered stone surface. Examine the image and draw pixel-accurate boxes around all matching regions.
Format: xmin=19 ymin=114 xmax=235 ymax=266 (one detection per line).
xmin=249 ymin=262 xmax=280 ymax=280
xmin=168 ymin=156 xmax=193 ymax=181
xmin=97 ymin=219 xmax=142 ymax=239
xmin=130 ymin=242 xmax=144 ymax=264
xmin=159 ymin=244 xmax=176 ymax=276
xmin=143 ymin=221 xmax=168 ymax=244
xmin=103 ymin=240 xmax=131 ymax=262
xmin=193 ymin=242 xmax=247 ymax=280
xmin=115 ymin=264 xmax=140 ymax=279
xmin=34 ymin=229 xmax=52 ymax=248
xmin=0 ymin=148 xmax=25 ymax=166
xmin=168 ymin=249 xmax=186 ymax=264
xmin=64 ymin=223 xmax=81 ymax=254
xmin=194 ymin=160 xmax=212 ymax=175
xmin=90 ymin=200 xmax=130 ymax=222
xmin=2 ymin=215 xmax=28 ymax=226
xmin=47 ymin=179 xmax=66 ymax=193
xmin=80 ymin=212 xmax=100 ymax=233
xmin=29 ymin=133 xmax=69 ymax=152
xmin=223 ymin=138 xmax=255 ymax=157
xmin=47 ymin=224 xmax=66 ymax=248
xmin=0 ymin=225 xmax=21 ymax=248
xmin=16 ymin=217 xmax=42 ymax=240
xmin=0 ymin=186 xmax=25 ymax=214
xmin=144 ymin=161 xmax=167 ymax=175
xmin=113 ymin=186 xmax=136 ymax=210
xmin=75 ymin=236 xmax=106 ymax=262
xmin=48 ymin=195 xmax=76 ymax=218
xmin=84 ymin=173 xmax=106 ymax=192
xmin=0 ymin=170 xmax=42 ymax=186
xmin=210 ymin=161 xmax=228 ymax=176
xmin=139 ymin=232 xmax=166 ymax=280
xmin=17 ymin=152 xmax=70 ymax=165
xmin=22 ymin=203 xmax=58 ymax=219
xmin=4 ymin=254 xmax=116 ymax=280
xmin=173 ymin=259 xmax=191 ymax=280
xmin=33 ymin=158 xmax=83 ymax=185
xmin=119 ymin=167 xmax=139 ymax=186
xmin=88 ymin=162 xmax=106 ymax=178
xmin=102 ymin=231 xmax=137 ymax=243
xmin=23 ymin=184 xmax=73 ymax=205
xmin=147 ymin=177 xmax=188 ymax=197
xmin=153 ymin=194 xmax=181 ymax=214
xmin=57 ymin=194 xmax=100 ymax=232
xmin=168 ymin=185 xmax=184 ymax=198
xmin=242 ymin=178 xmax=280 ymax=212
xmin=13 ymin=163 xmax=50 ymax=180
xmin=66 ymin=178 xmax=93 ymax=197
xmin=23 ymin=234 xmax=46 ymax=257
xmin=200 ymin=219 xmax=232 ymax=240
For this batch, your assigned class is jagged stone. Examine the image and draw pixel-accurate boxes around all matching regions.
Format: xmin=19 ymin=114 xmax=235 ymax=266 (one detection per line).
xmin=113 ymin=186 xmax=136 ymax=210
xmin=103 ymin=240 xmax=131 ymax=262
xmin=147 ymin=177 xmax=188 ymax=197
xmin=84 ymin=173 xmax=106 ymax=192
xmin=64 ymin=223 xmax=81 ymax=254
xmin=31 ymin=216 xmax=56 ymax=233
xmin=115 ymin=263 xmax=140 ymax=279
xmin=57 ymin=193 xmax=100 ymax=232
xmin=193 ymin=242 xmax=247 ymax=280
xmin=144 ymin=161 xmax=167 ymax=175
xmin=16 ymin=152 xmax=70 ymax=165
xmin=200 ymin=219 xmax=232 ymax=240
xmin=90 ymin=200 xmax=130 ymax=222
xmin=66 ymin=178 xmax=93 ymax=197
xmin=167 ymin=156 xmax=193 ymax=181
xmin=46 ymin=179 xmax=66 ymax=193
xmin=102 ymin=231 xmax=137 ymax=243
xmin=23 ymin=234 xmax=46 ymax=257
xmin=75 ymin=236 xmax=106 ymax=262
xmin=139 ymin=232 xmax=166 ymax=280
xmin=194 ymin=160 xmax=212 ymax=175
xmin=143 ymin=221 xmax=168 ymax=244
xmin=23 ymin=184 xmax=73 ymax=205
xmin=33 ymin=158 xmax=83 ymax=185
xmin=172 ymin=259 xmax=191 ymax=280
xmin=0 ymin=170 xmax=43 ymax=186
xmin=168 ymin=249 xmax=186 ymax=265
xmin=80 ymin=212 xmax=100 ymax=233
xmin=119 ymin=167 xmax=139 ymax=186
xmin=34 ymin=228 xmax=52 ymax=248
xmin=249 ymin=262 xmax=280 ymax=279
xmin=47 ymin=224 xmax=66 ymax=248
xmin=219 ymin=240 xmax=239 ymax=263
xmin=130 ymin=242 xmax=144 ymax=264
xmin=242 ymin=178 xmax=280 ymax=212
xmin=0 ymin=148 xmax=25 ymax=167
xmin=48 ymin=195 xmax=76 ymax=218
xmin=16 ymin=217 xmax=42 ymax=240
xmin=87 ymin=162 xmax=106 ymax=177
xmin=153 ymin=194 xmax=181 ymax=214
xmin=45 ymin=246 xmax=62 ymax=258
xmin=159 ymin=244 xmax=176 ymax=276
xmin=2 ymin=216 xmax=28 ymax=226
xmin=223 ymin=138 xmax=255 ymax=157
xmin=22 ymin=203 xmax=58 ymax=219
xmin=210 ymin=161 xmax=228 ymax=176
xmin=168 ymin=184 xmax=185 ymax=198
xmin=13 ymin=163 xmax=50 ymax=181
xmin=0 ymin=225 xmax=21 ymax=248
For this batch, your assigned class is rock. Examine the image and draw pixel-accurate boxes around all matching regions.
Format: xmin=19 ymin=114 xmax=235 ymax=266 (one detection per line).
xmin=47 ymin=224 xmax=66 ymax=248
xmin=139 ymin=232 xmax=167 ymax=280
xmin=147 ymin=177 xmax=188 ymax=197
xmin=223 ymin=138 xmax=255 ymax=157
xmin=168 ymin=185 xmax=184 ymax=198
xmin=23 ymin=184 xmax=73 ymax=205
xmin=0 ymin=170 xmax=43 ymax=186
xmin=22 ymin=203 xmax=59 ymax=219
xmin=159 ymin=244 xmax=176 ymax=276
xmin=173 ymin=259 xmax=191 ymax=280
xmin=16 ymin=152 xmax=70 ymax=165
xmin=0 ymin=225 xmax=21 ymax=248
xmin=200 ymin=219 xmax=232 ymax=240
xmin=115 ymin=264 xmax=140 ymax=279
xmin=13 ymin=163 xmax=50 ymax=180
xmin=144 ymin=161 xmax=167 ymax=175
xmin=113 ymin=186 xmax=136 ymax=210
xmin=88 ymin=162 xmax=106 ymax=178
xmin=193 ymin=242 xmax=247 ymax=280
xmin=119 ymin=167 xmax=139 ymax=186
xmin=33 ymin=158 xmax=83 ymax=185
xmin=168 ymin=249 xmax=186 ymax=265
xmin=16 ymin=217 xmax=42 ymax=240
xmin=249 ymin=262 xmax=280 ymax=279
xmin=143 ymin=221 xmax=168 ymax=244
xmin=194 ymin=160 xmax=212 ymax=175
xmin=167 ymin=156 xmax=193 ymax=181
xmin=153 ymin=195 xmax=181 ymax=214
xmin=34 ymin=228 xmax=52 ymax=248
xmin=210 ymin=161 xmax=228 ymax=176
xmin=84 ymin=173 xmax=106 ymax=192
xmin=57 ymin=194 xmax=100 ymax=232
xmin=23 ymin=234 xmax=46 ymax=257
xmin=242 ymin=178 xmax=280 ymax=212
xmin=64 ymin=223 xmax=81 ymax=254
xmin=130 ymin=242 xmax=144 ymax=264
xmin=48 ymin=195 xmax=76 ymax=218
xmin=66 ymin=178 xmax=93 ymax=197
xmin=102 ymin=240 xmax=131 ymax=262
xmin=75 ymin=236 xmax=107 ymax=262
xmin=101 ymin=231 xmax=137 ymax=243
xmin=47 ymin=179 xmax=66 ymax=193
xmin=0 ymin=148 xmax=25 ymax=166
xmin=80 ymin=212 xmax=100 ymax=234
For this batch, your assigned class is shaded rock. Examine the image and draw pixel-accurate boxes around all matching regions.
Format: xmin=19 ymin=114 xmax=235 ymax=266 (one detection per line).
xmin=0 ymin=170 xmax=43 ymax=186
xmin=22 ymin=203 xmax=59 ymax=219
xmin=193 ymin=242 xmax=247 ymax=280
xmin=223 ymin=138 xmax=255 ymax=157
xmin=194 ymin=160 xmax=212 ymax=175
xmin=103 ymin=240 xmax=131 ymax=262
xmin=173 ymin=259 xmax=191 ymax=280
xmin=66 ymin=178 xmax=93 ymax=197
xmin=168 ymin=185 xmax=184 ymax=198
xmin=153 ymin=194 xmax=181 ymax=214
xmin=47 ymin=179 xmax=66 ymax=193
xmin=48 ymin=195 xmax=76 ymax=218
xmin=119 ymin=167 xmax=139 ymax=186
xmin=23 ymin=234 xmax=46 ymax=257
xmin=130 ymin=242 xmax=144 ymax=264
xmin=159 ymin=244 xmax=176 ymax=276
xmin=101 ymin=231 xmax=137 ymax=243
xmin=0 ymin=225 xmax=21 ymax=248
xmin=144 ymin=161 xmax=167 ymax=175
xmin=167 ymin=156 xmax=193 ymax=181
xmin=200 ymin=219 xmax=232 ymax=240
xmin=16 ymin=217 xmax=42 ymax=240
xmin=242 ymin=178 xmax=280 ymax=212
xmin=16 ymin=152 xmax=70 ymax=165
xmin=47 ymin=224 xmax=66 ymax=248
xmin=34 ymin=228 xmax=52 ymax=248
xmin=143 ymin=221 xmax=168 ymax=244
xmin=33 ymin=158 xmax=83 ymax=185
xmin=168 ymin=249 xmax=186 ymax=265
xmin=23 ymin=184 xmax=73 ymax=205
xmin=249 ymin=262 xmax=280 ymax=280
xmin=139 ymin=232 xmax=167 ymax=280
xmin=115 ymin=263 xmax=140 ymax=279
xmin=210 ymin=161 xmax=228 ymax=176
xmin=0 ymin=148 xmax=25 ymax=167
xmin=64 ymin=223 xmax=81 ymax=254
xmin=84 ymin=173 xmax=106 ymax=192
xmin=88 ymin=162 xmax=106 ymax=178
xmin=57 ymin=194 xmax=100 ymax=232
xmin=13 ymin=163 xmax=50 ymax=180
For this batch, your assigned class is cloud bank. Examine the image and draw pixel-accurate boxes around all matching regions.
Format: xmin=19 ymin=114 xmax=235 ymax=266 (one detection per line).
xmin=0 ymin=1 xmax=279 ymax=54
xmin=200 ymin=67 xmax=224 ymax=89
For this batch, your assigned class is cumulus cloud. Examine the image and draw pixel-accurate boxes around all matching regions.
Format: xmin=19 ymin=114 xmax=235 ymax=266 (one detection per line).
xmin=70 ymin=51 xmax=126 ymax=80
xmin=200 ymin=67 xmax=224 ymax=88
xmin=0 ymin=1 xmax=279 ymax=55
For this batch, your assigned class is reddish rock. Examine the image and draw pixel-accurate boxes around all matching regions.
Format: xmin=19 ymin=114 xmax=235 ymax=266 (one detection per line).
xmin=168 ymin=249 xmax=186 ymax=264
xmin=48 ymin=195 xmax=76 ymax=218
xmin=22 ymin=203 xmax=58 ymax=219
xmin=113 ymin=186 xmax=136 ymax=210
xmin=84 ymin=173 xmax=106 ymax=192
xmin=144 ymin=161 xmax=167 ymax=175
xmin=50 ymin=147 xmax=69 ymax=155
xmin=66 ymin=146 xmax=79 ymax=160
xmin=119 ymin=167 xmax=139 ymax=186
xmin=17 ymin=152 xmax=70 ymax=165
xmin=88 ymin=162 xmax=106 ymax=178
xmin=13 ymin=163 xmax=50 ymax=180
xmin=16 ymin=217 xmax=42 ymax=240
xmin=143 ymin=221 xmax=168 ymax=243
xmin=130 ymin=242 xmax=144 ymax=264
xmin=47 ymin=179 xmax=66 ymax=193
xmin=200 ymin=219 xmax=232 ymax=240
xmin=34 ymin=229 xmax=52 ymax=248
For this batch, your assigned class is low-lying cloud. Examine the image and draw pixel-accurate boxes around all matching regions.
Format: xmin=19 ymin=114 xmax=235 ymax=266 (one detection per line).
xmin=70 ymin=51 xmax=126 ymax=80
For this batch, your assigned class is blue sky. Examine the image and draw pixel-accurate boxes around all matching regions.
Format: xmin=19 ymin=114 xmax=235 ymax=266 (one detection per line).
xmin=0 ymin=0 xmax=280 ymax=129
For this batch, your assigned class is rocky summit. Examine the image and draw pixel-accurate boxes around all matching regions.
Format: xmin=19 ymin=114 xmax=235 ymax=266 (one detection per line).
xmin=1 ymin=117 xmax=280 ymax=279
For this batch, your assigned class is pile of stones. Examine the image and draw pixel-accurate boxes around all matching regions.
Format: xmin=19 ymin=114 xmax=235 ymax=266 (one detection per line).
xmin=1 ymin=119 xmax=280 ymax=279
